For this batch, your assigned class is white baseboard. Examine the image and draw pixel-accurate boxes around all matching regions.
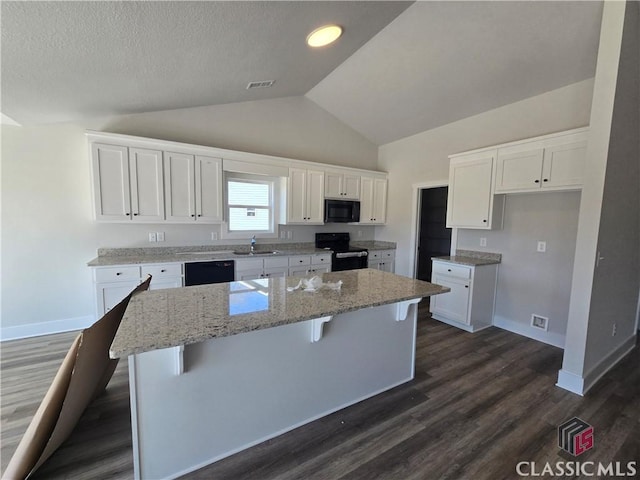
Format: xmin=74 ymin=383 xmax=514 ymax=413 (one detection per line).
xmin=583 ymin=334 xmax=637 ymax=394
xmin=1 ymin=315 xmax=96 ymax=342
xmin=556 ymin=369 xmax=585 ymax=396
xmin=556 ymin=334 xmax=637 ymax=396
xmin=493 ymin=315 xmax=565 ymax=348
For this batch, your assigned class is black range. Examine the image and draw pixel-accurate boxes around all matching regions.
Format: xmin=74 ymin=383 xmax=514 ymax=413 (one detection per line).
xmin=315 ymin=233 xmax=368 ymax=272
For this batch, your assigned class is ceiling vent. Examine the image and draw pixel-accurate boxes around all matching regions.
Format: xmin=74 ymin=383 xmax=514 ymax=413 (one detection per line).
xmin=246 ymin=80 xmax=275 ymax=90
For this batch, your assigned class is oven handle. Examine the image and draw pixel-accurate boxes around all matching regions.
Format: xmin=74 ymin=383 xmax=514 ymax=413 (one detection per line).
xmin=335 ymin=252 xmax=368 ymax=258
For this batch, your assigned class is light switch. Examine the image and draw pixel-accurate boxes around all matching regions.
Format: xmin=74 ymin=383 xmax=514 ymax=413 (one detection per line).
xmin=156 ymin=232 xmax=165 ymax=242
xmin=480 ymin=237 xmax=487 ymax=247
xmin=211 ymin=232 xmax=218 ymax=241
xmin=537 ymin=241 xmax=546 ymax=253
xmin=148 ymin=232 xmax=157 ymax=242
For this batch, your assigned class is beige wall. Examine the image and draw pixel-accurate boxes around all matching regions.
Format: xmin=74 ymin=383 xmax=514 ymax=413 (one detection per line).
xmin=377 ymin=78 xmax=594 ymax=276
xmin=1 ymin=97 xmax=377 ymax=335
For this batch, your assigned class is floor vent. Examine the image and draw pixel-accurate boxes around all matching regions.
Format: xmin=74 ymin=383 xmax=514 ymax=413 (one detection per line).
xmin=246 ymin=80 xmax=275 ymax=90
xmin=531 ymin=314 xmax=549 ymax=331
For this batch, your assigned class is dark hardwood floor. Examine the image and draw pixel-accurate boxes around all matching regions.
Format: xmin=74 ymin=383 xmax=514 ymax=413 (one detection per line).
xmin=1 ymin=306 xmax=638 ymax=479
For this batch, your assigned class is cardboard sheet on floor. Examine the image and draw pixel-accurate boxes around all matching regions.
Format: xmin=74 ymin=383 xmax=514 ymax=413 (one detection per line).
xmin=2 ymin=276 xmax=151 ymax=480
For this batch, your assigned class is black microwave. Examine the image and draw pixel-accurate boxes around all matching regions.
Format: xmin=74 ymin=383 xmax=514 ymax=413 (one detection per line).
xmin=324 ymin=199 xmax=360 ymax=223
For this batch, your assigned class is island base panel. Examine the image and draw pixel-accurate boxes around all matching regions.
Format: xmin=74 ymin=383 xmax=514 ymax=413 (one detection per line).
xmin=128 ymin=301 xmax=418 ymax=479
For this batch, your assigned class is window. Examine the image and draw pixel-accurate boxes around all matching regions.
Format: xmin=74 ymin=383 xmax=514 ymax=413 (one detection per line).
xmin=223 ymin=173 xmax=278 ymax=238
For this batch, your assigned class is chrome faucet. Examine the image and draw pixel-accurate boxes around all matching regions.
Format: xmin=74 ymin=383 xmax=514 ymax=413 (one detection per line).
xmin=250 ymin=235 xmax=256 ymax=253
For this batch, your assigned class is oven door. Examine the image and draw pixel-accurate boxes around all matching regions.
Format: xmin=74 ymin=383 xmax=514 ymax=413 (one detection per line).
xmin=332 ymin=252 xmax=368 ymax=271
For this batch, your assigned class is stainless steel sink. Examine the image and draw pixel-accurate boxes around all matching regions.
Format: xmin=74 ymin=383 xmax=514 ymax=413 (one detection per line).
xmin=233 ymin=251 xmax=280 ymax=256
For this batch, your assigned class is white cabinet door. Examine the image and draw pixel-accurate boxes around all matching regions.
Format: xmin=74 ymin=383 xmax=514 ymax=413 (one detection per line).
xmin=129 ymin=148 xmax=164 ymax=222
xmin=263 ymin=268 xmax=287 ymax=278
xmin=92 ymin=143 xmax=131 ymax=221
xmin=288 ymin=169 xmax=324 ymax=223
xmin=446 ymin=153 xmax=496 ymax=229
xmin=324 ymin=172 xmax=343 ymax=199
xmin=164 ymin=152 xmax=196 ymax=222
xmin=542 ymin=141 xmax=586 ymax=189
xmin=325 ymin=172 xmax=360 ymax=199
xmin=288 ymin=168 xmax=307 ymax=223
xmin=494 ymin=149 xmax=544 ymax=193
xmin=97 ymin=282 xmax=139 ymax=316
xmin=360 ymin=176 xmax=387 ymax=224
xmin=195 ymin=156 xmax=223 ymax=222
xmin=430 ymin=273 xmax=470 ymax=324
xmin=289 ymin=266 xmax=310 ymax=277
xmin=306 ymin=170 xmax=325 ymax=223
xmin=343 ymin=174 xmax=361 ymax=200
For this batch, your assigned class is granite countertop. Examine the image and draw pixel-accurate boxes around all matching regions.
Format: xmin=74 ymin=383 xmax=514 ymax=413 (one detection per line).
xmin=110 ymin=269 xmax=448 ymax=358
xmin=88 ymin=245 xmax=333 ymax=267
xmin=432 ymin=249 xmax=502 ymax=266
xmin=88 ymin=241 xmax=397 ymax=267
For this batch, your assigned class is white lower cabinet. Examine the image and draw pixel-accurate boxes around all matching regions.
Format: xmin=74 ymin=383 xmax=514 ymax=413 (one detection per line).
xmin=235 ymin=257 xmax=289 ymax=281
xmin=429 ymin=260 xmax=498 ymax=332
xmin=367 ymin=250 xmax=395 ymax=273
xmin=94 ymin=263 xmax=183 ymax=316
xmin=288 ymin=253 xmax=332 ymax=277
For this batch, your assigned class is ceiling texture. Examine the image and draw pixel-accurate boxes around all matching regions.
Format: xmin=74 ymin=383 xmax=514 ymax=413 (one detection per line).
xmin=1 ymin=1 xmax=603 ymax=145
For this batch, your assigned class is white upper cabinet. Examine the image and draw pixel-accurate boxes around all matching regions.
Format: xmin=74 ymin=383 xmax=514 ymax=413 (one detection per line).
xmin=195 ymin=156 xmax=223 ymax=222
xmin=324 ymin=171 xmax=360 ymax=199
xmin=129 ymin=148 xmax=164 ymax=222
xmin=359 ymin=176 xmax=387 ymax=224
xmin=164 ymin=152 xmax=222 ymax=223
xmin=92 ymin=143 xmax=131 ymax=221
xmin=92 ymin=143 xmax=164 ymax=222
xmin=287 ymin=168 xmax=324 ymax=224
xmin=446 ymin=151 xmax=502 ymax=230
xmin=494 ymin=130 xmax=588 ymax=193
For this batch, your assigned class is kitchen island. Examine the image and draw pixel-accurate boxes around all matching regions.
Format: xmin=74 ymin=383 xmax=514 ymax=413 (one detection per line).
xmin=111 ymin=269 xmax=448 ymax=479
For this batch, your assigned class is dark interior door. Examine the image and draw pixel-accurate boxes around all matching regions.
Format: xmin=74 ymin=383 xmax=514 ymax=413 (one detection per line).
xmin=416 ymin=187 xmax=451 ymax=281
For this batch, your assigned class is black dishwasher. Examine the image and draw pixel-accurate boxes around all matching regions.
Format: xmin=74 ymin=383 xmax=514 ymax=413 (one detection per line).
xmin=184 ymin=261 xmax=235 ymax=286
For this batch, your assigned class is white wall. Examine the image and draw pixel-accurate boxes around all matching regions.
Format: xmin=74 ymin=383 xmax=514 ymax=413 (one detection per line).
xmin=458 ymin=192 xmax=581 ymax=347
xmin=1 ymin=96 xmax=378 ymax=336
xmin=560 ymin=0 xmax=639 ymax=394
xmin=378 ymin=79 xmax=594 ymax=277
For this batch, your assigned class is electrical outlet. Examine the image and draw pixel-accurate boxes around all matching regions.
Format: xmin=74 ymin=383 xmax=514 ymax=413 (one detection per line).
xmin=211 ymin=232 xmax=218 ymax=241
xmin=156 ymin=232 xmax=165 ymax=242
xmin=148 ymin=232 xmax=157 ymax=242
xmin=287 ymin=231 xmax=293 ymax=240
xmin=480 ymin=237 xmax=487 ymax=247
xmin=612 ymin=323 xmax=617 ymax=336
xmin=537 ymin=241 xmax=547 ymax=253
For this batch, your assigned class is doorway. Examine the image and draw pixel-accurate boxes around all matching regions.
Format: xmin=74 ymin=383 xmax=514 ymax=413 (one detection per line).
xmin=416 ymin=187 xmax=451 ymax=282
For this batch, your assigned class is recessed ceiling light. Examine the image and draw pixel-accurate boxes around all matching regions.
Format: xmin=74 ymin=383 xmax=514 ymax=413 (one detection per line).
xmin=307 ymin=25 xmax=343 ymax=48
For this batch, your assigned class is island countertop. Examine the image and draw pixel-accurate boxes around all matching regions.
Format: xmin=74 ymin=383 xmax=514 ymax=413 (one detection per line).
xmin=110 ymin=269 xmax=449 ymax=358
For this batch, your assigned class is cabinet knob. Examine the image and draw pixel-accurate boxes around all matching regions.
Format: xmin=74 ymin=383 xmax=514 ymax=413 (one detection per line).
xmin=133 ymin=213 xmax=139 ymax=216
xmin=465 ymin=285 xmax=469 ymax=288
xmin=161 ymin=269 xmax=166 ymax=273
xmin=191 ymin=214 xmax=195 ymax=217
xmin=483 ymin=219 xmax=487 ymax=223
xmin=534 ymin=179 xmax=540 ymax=183
xmin=543 ymin=178 xmax=548 ymax=182
xmin=447 ymin=269 xmax=452 ymax=272
xmin=126 ymin=213 xmax=130 ymax=216
xmin=116 ymin=272 xmax=122 ymax=276
xmin=197 ymin=214 xmax=202 ymax=217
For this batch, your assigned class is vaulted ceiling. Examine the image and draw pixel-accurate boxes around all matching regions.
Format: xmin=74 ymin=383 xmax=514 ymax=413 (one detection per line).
xmin=1 ymin=1 xmax=602 ymax=145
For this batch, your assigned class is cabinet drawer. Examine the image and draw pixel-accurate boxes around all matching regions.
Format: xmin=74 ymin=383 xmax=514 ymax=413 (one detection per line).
xmin=311 ymin=254 xmax=332 ymax=266
xmin=264 ymin=256 xmax=289 ymax=269
xmin=235 ymin=258 xmax=264 ymax=271
xmin=432 ymin=262 xmax=471 ymax=279
xmin=141 ymin=263 xmax=182 ymax=278
xmin=288 ymin=255 xmax=311 ymax=266
xmin=95 ymin=266 xmax=141 ymax=283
